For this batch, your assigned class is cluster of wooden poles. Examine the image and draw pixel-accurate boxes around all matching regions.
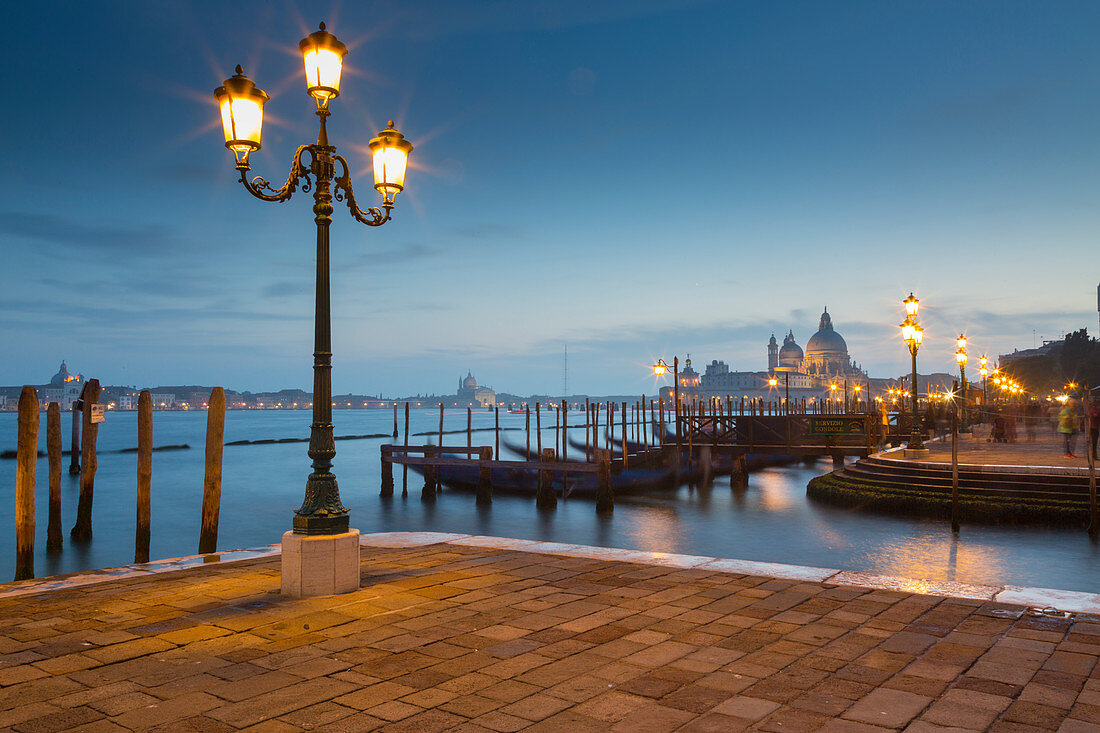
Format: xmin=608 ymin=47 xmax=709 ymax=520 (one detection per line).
xmin=13 ymin=382 xmax=229 ymax=582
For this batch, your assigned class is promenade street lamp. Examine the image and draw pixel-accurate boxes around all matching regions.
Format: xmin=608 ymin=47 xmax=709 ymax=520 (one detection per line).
xmin=216 ymin=23 xmax=414 ymax=537
xmin=955 ymin=335 xmax=969 ymax=431
xmin=900 ymin=293 xmax=925 ymax=451
xmin=654 ymin=358 xmax=682 ymax=455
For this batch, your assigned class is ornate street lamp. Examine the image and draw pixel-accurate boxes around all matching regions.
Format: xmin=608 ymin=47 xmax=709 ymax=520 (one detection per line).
xmin=654 ymin=358 xmax=681 ymax=455
xmin=900 ymin=293 xmax=925 ymax=451
xmin=955 ymin=335 xmax=969 ymax=432
xmin=215 ymin=23 xmax=414 ymax=538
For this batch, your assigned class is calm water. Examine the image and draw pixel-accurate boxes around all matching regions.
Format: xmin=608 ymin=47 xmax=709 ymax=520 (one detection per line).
xmin=1 ymin=409 xmax=1097 ymax=591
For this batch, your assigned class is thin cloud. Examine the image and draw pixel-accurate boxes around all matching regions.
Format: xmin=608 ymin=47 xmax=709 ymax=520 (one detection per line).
xmin=0 ymin=212 xmax=178 ymax=255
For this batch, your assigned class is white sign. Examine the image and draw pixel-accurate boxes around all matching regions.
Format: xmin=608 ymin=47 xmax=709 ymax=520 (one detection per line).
xmin=90 ymin=404 xmax=106 ymax=424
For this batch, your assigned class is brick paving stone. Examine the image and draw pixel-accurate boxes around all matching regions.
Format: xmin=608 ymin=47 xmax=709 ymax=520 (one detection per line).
xmin=2 ymin=542 xmax=1100 ymax=732
xmin=711 ymin=694 xmax=781 ymax=720
xmin=843 ymin=688 xmax=934 ymax=728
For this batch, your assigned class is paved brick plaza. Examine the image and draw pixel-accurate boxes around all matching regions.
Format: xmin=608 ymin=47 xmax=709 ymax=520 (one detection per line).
xmin=1 ymin=540 xmax=1098 ymax=732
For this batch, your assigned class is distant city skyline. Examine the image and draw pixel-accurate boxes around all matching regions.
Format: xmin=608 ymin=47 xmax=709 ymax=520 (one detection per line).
xmin=3 ymin=2 xmax=1098 ymax=396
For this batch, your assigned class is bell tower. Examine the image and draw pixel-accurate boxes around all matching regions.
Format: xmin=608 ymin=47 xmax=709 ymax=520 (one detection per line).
xmin=767 ymin=334 xmax=778 ymax=371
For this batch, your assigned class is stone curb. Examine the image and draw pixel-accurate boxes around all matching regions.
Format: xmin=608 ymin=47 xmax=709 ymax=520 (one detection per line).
xmin=3 ymin=531 xmax=1098 ymax=614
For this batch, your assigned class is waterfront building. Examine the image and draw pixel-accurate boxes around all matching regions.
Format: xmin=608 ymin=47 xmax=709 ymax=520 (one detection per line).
xmin=456 ymin=372 xmax=496 ymax=408
xmin=660 ymin=308 xmax=869 ymax=405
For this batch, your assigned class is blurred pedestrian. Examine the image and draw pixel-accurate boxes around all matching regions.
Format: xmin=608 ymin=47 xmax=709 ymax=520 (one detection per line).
xmin=1058 ymin=398 xmax=1079 ymax=458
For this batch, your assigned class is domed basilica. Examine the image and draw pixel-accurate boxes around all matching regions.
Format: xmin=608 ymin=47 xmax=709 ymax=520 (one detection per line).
xmin=664 ymin=308 xmax=867 ymax=404
xmin=769 ymin=308 xmax=865 ymax=381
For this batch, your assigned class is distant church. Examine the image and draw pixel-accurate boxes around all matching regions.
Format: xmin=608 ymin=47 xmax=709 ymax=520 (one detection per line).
xmin=39 ymin=361 xmax=85 ymax=410
xmin=456 ymin=372 xmax=496 ymax=408
xmin=662 ymin=308 xmax=868 ymax=404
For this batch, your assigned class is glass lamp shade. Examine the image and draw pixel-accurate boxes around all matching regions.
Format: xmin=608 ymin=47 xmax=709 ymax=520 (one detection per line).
xmin=956 ymin=334 xmax=967 ymax=350
xmin=901 ymin=321 xmax=915 ymax=343
xmin=980 ymin=367 xmax=988 ymax=377
xmin=368 ymin=121 xmax=414 ymax=205
xmin=768 ymin=378 xmax=778 ymax=387
xmin=912 ymin=325 xmax=924 ymax=345
xmin=903 ymin=293 xmax=919 ymax=318
xmin=653 ymin=362 xmax=667 ymax=376
xmin=299 ymin=22 xmax=348 ymax=104
xmin=979 ymin=355 xmax=988 ymax=367
xmin=214 ymin=66 xmax=269 ymax=164
xmin=956 ymin=349 xmax=968 ymax=366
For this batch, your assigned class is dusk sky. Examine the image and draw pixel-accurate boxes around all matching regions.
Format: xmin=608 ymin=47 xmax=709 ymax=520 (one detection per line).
xmin=3 ymin=1 xmax=1098 ymax=397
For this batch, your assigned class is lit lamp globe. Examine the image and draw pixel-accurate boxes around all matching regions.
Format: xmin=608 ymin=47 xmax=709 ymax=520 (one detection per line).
xmin=368 ymin=122 xmax=414 ymax=206
xmin=768 ymin=377 xmax=778 ymax=387
xmin=214 ymin=66 xmax=269 ymax=166
xmin=900 ymin=321 xmax=916 ymax=343
xmin=957 ymin=334 xmax=967 ymax=350
xmin=903 ymin=293 xmax=919 ymax=318
xmin=956 ymin=349 xmax=968 ymax=367
xmin=299 ymin=22 xmax=348 ymax=106
xmin=911 ymin=324 xmax=923 ymax=345
xmin=653 ymin=360 xmax=667 ymax=376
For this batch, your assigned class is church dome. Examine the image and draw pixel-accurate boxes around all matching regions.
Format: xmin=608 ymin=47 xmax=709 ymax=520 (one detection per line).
xmin=462 ymin=372 xmax=477 ymax=389
xmin=49 ymin=361 xmax=80 ymax=387
xmin=778 ymin=331 xmax=803 ymax=361
xmin=806 ymin=308 xmax=848 ymax=356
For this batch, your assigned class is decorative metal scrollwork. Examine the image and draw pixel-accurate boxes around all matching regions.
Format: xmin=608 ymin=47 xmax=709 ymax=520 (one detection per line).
xmin=333 ymin=154 xmax=391 ymax=226
xmin=238 ymin=145 xmax=313 ymax=203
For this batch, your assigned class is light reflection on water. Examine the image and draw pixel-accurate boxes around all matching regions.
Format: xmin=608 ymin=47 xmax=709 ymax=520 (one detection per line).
xmin=1 ymin=409 xmax=1097 ymax=592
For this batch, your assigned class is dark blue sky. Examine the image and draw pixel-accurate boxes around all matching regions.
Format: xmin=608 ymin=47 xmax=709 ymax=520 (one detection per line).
xmin=3 ymin=1 xmax=1098 ymax=395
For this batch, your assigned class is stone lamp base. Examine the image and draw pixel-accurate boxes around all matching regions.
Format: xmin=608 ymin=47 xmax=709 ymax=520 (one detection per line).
xmin=903 ymin=448 xmax=931 ymax=458
xmin=281 ymin=529 xmax=360 ymax=598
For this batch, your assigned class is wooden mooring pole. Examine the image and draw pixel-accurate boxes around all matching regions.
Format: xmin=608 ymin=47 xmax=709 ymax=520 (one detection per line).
xmin=585 ymin=397 xmax=591 ymax=461
xmin=621 ymin=402 xmax=628 ymax=471
xmin=537 ymin=448 xmax=556 ymax=509
xmin=71 ymin=379 xmax=100 ymax=542
xmin=437 ymin=403 xmax=444 ymax=492
xmin=135 ymin=391 xmax=152 ymax=563
xmin=198 ymin=387 xmax=225 ymax=554
xmin=380 ymin=446 xmax=394 ymax=496
xmin=525 ymin=404 xmax=531 ymax=460
xmin=476 ymin=446 xmax=493 ymax=505
xmin=595 ymin=449 xmax=613 ymax=513
xmin=46 ymin=402 xmax=62 ymax=553
xmin=392 ymin=403 xmax=399 ymax=439
xmin=403 ymin=402 xmax=410 ymax=496
xmin=561 ymin=401 xmax=568 ymax=462
xmin=466 ymin=407 xmax=472 ymax=449
xmin=495 ymin=405 xmax=500 ymax=461
xmin=422 ymin=446 xmax=436 ymax=501
xmin=15 ymin=386 xmax=38 ymax=581
xmin=69 ymin=385 xmax=83 ymax=475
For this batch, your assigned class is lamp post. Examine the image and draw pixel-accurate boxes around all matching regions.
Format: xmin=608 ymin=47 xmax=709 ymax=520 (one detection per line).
xmin=978 ymin=355 xmax=988 ymax=420
xmin=215 ymin=23 xmax=414 ymax=537
xmin=900 ymin=293 xmax=925 ymax=451
xmin=654 ymin=358 xmax=681 ymax=455
xmin=955 ymin=334 xmax=969 ymax=433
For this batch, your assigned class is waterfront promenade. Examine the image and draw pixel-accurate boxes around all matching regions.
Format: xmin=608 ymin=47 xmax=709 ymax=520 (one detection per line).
xmin=886 ymin=429 xmax=1097 ymax=471
xmin=1 ymin=533 xmax=1098 ymax=732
